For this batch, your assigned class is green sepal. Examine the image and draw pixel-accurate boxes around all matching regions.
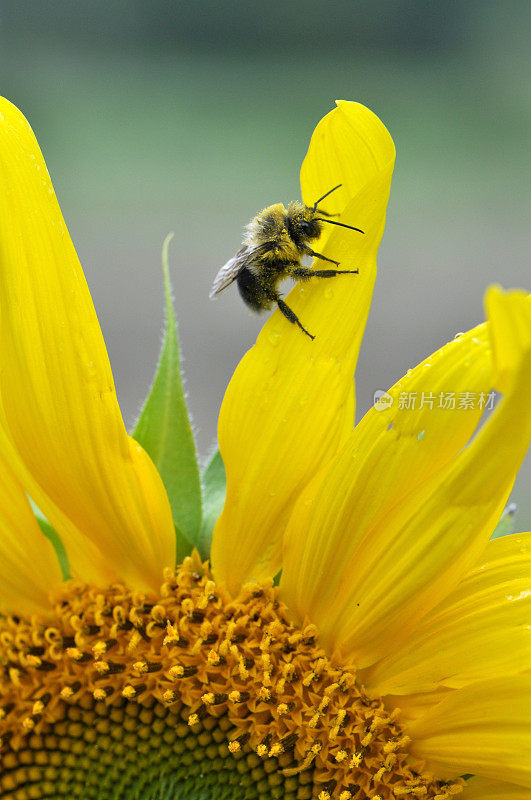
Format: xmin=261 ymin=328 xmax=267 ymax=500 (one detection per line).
xmin=31 ymin=503 xmax=71 ymax=580
xmin=491 ymin=502 xmax=518 ymax=540
xmin=133 ymin=234 xmax=202 ymax=556
xmin=198 ymin=449 xmax=226 ymax=559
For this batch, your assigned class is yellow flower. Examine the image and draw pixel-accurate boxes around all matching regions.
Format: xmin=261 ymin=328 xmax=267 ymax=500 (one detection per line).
xmin=0 ymin=96 xmax=529 ymax=800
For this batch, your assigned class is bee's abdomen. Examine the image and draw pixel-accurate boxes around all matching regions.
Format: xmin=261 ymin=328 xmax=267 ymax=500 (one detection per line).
xmin=236 ymin=267 xmax=272 ymax=311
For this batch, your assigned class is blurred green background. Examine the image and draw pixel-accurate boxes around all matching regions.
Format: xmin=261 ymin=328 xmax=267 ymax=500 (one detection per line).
xmin=1 ymin=1 xmax=529 ymax=523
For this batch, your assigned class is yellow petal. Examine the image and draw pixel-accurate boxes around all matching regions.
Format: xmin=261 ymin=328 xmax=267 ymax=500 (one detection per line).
xmin=407 ymin=675 xmax=531 ymax=787
xmin=0 ymin=418 xmax=112 ymax=586
xmin=364 ymin=532 xmax=531 ymax=695
xmin=460 ymin=776 xmax=531 ymax=800
xmin=383 ymin=687 xmax=453 ymax=725
xmin=211 ymin=101 xmax=395 ymax=596
xmin=281 ymin=322 xmax=492 ymax=647
xmin=0 ymin=98 xmax=175 ymax=590
xmin=281 ymin=289 xmax=531 ymax=667
xmin=0 ymin=450 xmax=62 ymax=616
xmin=301 ymin=100 xmax=395 ymax=216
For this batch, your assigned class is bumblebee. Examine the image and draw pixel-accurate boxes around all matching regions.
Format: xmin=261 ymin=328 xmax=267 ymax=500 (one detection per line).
xmin=209 ymin=184 xmax=363 ymax=339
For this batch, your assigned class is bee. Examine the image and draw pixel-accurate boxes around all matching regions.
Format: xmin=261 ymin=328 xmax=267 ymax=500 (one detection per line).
xmin=209 ymin=184 xmax=363 ymax=339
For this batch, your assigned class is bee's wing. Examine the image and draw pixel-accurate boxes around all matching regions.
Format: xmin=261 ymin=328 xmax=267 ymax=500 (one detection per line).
xmin=209 ymin=247 xmax=252 ymax=298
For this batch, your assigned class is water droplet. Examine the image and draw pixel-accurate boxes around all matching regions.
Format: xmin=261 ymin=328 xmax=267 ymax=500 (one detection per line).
xmin=417 ymin=430 xmax=425 ymax=441
xmin=324 ymin=286 xmax=334 ymax=299
xmin=268 ymin=331 xmax=281 ymax=347
xmin=454 ymin=332 xmax=464 ymax=340
xmin=406 ymin=369 xmax=413 ymax=375
xmin=299 ymin=395 xmax=309 ymax=407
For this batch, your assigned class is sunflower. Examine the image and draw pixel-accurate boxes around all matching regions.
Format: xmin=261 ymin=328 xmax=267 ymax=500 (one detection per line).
xmin=0 ymin=97 xmax=529 ymax=800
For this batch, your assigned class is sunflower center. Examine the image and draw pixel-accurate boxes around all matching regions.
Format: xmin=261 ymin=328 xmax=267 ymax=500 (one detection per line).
xmin=0 ymin=557 xmax=462 ymax=800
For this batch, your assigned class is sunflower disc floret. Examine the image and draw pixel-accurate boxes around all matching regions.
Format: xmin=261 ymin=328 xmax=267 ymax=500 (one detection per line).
xmin=0 ymin=557 xmax=463 ymax=800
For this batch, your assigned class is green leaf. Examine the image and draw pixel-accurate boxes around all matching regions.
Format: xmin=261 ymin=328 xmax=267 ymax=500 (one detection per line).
xmin=133 ymin=234 xmax=202 ymax=554
xmin=31 ymin=502 xmax=71 ymax=580
xmin=198 ymin=449 xmax=226 ymax=559
xmin=491 ymin=502 xmax=518 ymax=540
xmin=174 ymin=522 xmax=195 ymax=566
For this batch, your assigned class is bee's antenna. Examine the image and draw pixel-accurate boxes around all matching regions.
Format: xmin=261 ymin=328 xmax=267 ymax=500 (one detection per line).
xmin=315 ymin=218 xmax=364 ymax=234
xmin=312 ymin=184 xmax=342 ymax=212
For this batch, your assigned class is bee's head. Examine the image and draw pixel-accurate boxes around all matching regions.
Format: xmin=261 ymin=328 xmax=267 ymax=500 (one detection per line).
xmin=286 ymin=202 xmax=322 ymax=245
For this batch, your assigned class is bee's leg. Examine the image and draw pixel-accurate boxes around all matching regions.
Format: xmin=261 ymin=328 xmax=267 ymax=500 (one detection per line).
xmin=314 ymin=207 xmax=340 ymax=217
xmin=293 ymin=267 xmax=359 ymax=279
xmin=276 ymin=297 xmax=315 ymax=340
xmin=304 ymin=249 xmax=340 ymax=266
